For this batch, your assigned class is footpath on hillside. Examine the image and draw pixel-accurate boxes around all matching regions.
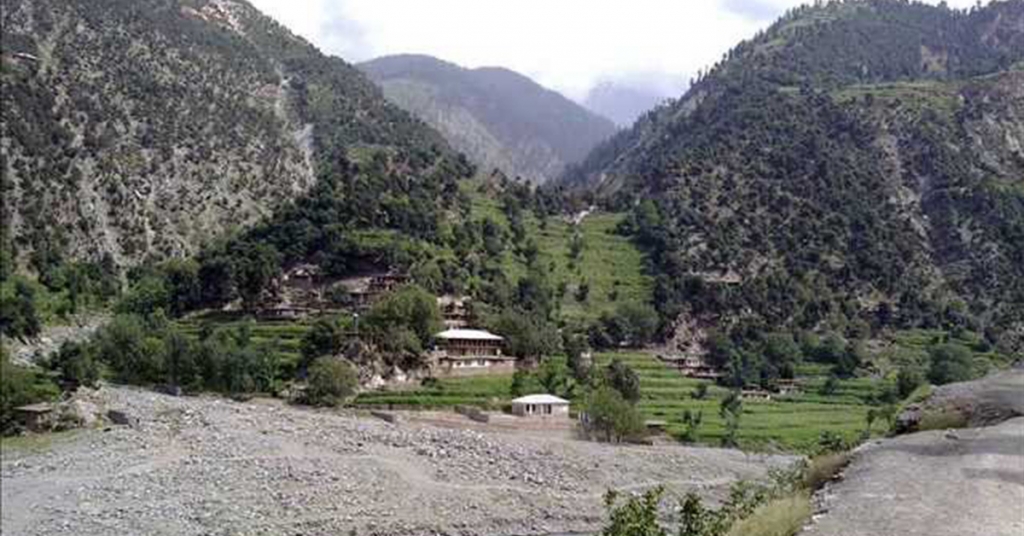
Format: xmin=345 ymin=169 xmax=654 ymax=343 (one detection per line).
xmin=801 ymin=370 xmax=1024 ymax=536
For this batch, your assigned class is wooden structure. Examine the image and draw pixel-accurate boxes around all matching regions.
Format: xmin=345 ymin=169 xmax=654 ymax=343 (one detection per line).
xmin=437 ymin=296 xmax=471 ymax=329
xmin=741 ymin=388 xmax=773 ymax=402
xmin=675 ymin=355 xmax=723 ymax=381
xmin=15 ymin=403 xmax=55 ymax=432
xmin=431 ymin=329 xmax=515 ymax=376
xmin=350 ymin=272 xmax=410 ymax=309
xmin=511 ymin=394 xmax=570 ymax=418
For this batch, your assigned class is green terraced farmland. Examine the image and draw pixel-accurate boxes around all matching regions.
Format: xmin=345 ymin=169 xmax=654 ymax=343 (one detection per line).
xmin=175 ymin=314 xmax=314 ymax=378
xmin=354 ymin=374 xmax=514 ymax=409
xmin=463 ymin=182 xmax=653 ymax=325
xmin=594 ymin=352 xmax=883 ymax=453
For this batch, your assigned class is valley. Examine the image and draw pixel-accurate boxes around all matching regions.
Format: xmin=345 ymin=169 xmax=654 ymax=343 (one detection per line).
xmin=2 ymin=0 xmax=1023 ymax=535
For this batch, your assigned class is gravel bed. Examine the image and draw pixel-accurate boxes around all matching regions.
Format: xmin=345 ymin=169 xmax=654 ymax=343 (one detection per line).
xmin=2 ymin=386 xmax=795 ymax=536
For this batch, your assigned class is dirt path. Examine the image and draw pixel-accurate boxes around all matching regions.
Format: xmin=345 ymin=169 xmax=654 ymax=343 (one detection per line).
xmin=1 ymin=386 xmax=795 ymax=536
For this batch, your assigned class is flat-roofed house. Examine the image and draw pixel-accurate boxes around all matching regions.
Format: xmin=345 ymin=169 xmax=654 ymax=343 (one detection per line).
xmin=431 ymin=329 xmax=516 ymax=376
xmin=511 ymin=394 xmax=570 ymax=418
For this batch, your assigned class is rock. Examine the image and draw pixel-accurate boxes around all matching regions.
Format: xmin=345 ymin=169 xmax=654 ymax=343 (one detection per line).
xmin=895 ymin=404 xmax=922 ymax=434
xmin=107 ymin=410 xmax=137 ymax=427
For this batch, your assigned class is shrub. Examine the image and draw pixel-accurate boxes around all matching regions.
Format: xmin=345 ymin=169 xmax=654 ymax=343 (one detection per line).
xmin=581 ymin=386 xmax=646 ymax=443
xmin=604 ymin=358 xmax=641 ymax=403
xmin=896 ymin=367 xmax=924 ymax=399
xmin=49 ymin=341 xmax=100 ymax=388
xmin=927 ymin=343 xmax=974 ymax=385
xmin=724 ymin=493 xmax=811 ymax=536
xmin=803 ymin=452 xmax=852 ymax=491
xmin=1 ymin=350 xmax=59 ymax=434
xmin=601 ymin=487 xmax=666 ymax=536
xmin=305 ymin=357 xmax=357 ymax=407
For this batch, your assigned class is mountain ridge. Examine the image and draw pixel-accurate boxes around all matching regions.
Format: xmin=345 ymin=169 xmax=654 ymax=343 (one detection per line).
xmin=360 ymin=54 xmax=617 ymax=183
xmin=562 ymin=0 xmax=1024 ymax=353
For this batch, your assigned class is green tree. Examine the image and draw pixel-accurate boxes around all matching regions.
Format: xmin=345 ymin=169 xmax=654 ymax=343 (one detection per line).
xmin=306 ymin=357 xmax=358 ymax=407
xmin=363 ymin=284 xmax=442 ymax=347
xmin=1 ymin=349 xmax=59 ymax=434
xmin=50 ymin=341 xmax=100 ymax=388
xmin=601 ymin=487 xmax=666 ymax=536
xmin=582 ymin=386 xmax=646 ymax=443
xmin=720 ymin=390 xmax=743 ymax=448
xmin=927 ymin=343 xmax=975 ymax=385
xmin=0 ymin=278 xmax=43 ymax=339
xmin=604 ymin=358 xmax=641 ymax=404
xmin=300 ymin=316 xmax=348 ymax=372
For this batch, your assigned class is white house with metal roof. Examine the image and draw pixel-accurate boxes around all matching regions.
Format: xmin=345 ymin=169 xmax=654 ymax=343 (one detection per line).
xmin=511 ymin=394 xmax=570 ymax=418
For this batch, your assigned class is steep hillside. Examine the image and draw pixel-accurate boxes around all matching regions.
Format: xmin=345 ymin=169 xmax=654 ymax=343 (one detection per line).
xmin=564 ymin=0 xmax=1024 ymax=352
xmin=0 ymin=0 xmax=455 ymax=271
xmin=360 ymin=55 xmax=617 ymax=183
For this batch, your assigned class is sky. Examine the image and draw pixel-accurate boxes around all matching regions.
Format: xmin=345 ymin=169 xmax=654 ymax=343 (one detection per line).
xmin=247 ymin=0 xmax=988 ymax=101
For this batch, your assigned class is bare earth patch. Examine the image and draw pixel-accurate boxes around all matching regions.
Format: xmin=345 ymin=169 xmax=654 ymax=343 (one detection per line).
xmin=1 ymin=386 xmax=794 ymax=536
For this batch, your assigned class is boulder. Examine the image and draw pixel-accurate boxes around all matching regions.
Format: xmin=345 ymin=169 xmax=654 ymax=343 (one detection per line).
xmin=107 ymin=409 xmax=138 ymax=427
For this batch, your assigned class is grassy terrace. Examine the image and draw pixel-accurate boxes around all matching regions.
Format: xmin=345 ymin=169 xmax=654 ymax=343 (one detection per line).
xmin=175 ymin=313 xmax=313 ymax=377
xmin=464 ymin=182 xmax=652 ymax=325
xmin=353 ymin=350 xmax=884 ymax=453
xmin=594 ymin=353 xmax=881 ymax=451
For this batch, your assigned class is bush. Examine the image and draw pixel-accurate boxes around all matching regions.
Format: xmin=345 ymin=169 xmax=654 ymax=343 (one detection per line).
xmin=49 ymin=341 xmax=100 ymax=388
xmin=1 ymin=350 xmax=59 ymax=434
xmin=927 ymin=343 xmax=975 ymax=385
xmin=305 ymin=357 xmax=357 ymax=407
xmin=724 ymin=493 xmax=812 ymax=536
xmin=604 ymin=358 xmax=641 ymax=403
xmin=896 ymin=367 xmax=924 ymax=399
xmin=581 ymin=386 xmax=646 ymax=443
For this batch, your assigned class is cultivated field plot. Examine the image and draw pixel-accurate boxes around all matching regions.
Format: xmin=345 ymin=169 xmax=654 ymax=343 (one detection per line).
xmin=594 ymin=352 xmax=883 ymax=452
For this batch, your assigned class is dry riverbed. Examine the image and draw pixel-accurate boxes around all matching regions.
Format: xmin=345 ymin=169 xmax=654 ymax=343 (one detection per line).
xmin=1 ymin=386 xmax=795 ymax=536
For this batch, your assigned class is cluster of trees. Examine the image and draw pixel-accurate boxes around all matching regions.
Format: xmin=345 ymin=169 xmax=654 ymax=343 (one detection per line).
xmin=0 ymin=257 xmax=120 ymax=340
xmin=0 ymin=347 xmax=60 ymax=434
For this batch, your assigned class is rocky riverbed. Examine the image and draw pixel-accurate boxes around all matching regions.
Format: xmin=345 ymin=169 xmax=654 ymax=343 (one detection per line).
xmin=1 ymin=386 xmax=795 ymax=536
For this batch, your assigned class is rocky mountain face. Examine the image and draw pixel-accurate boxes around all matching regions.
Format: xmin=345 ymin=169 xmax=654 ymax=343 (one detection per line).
xmin=0 ymin=0 xmax=452 ymax=269
xmin=360 ymin=54 xmax=617 ymax=183
xmin=565 ymin=0 xmax=1024 ymax=351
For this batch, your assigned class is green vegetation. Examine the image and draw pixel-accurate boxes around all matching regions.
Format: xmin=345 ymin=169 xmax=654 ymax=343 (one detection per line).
xmin=304 ymin=357 xmax=358 ymax=407
xmin=1 ymin=348 xmax=59 ymax=434
xmin=462 ymin=180 xmax=652 ymax=325
xmin=594 ymin=352 xmax=882 ymax=452
xmin=563 ymin=0 xmax=1024 ymax=355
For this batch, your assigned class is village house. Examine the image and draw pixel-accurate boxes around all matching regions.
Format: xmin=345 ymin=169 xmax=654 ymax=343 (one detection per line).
xmin=430 ymin=329 xmax=516 ymax=376
xmin=676 ymin=355 xmax=723 ymax=381
xmin=349 ymin=272 xmax=410 ymax=309
xmin=15 ymin=403 xmax=55 ymax=433
xmin=511 ymin=394 xmax=570 ymax=418
xmin=437 ymin=295 xmax=471 ymax=329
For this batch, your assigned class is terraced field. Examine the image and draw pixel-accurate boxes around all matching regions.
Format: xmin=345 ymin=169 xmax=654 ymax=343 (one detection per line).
xmin=593 ymin=353 xmax=882 ymax=452
xmin=352 ymin=350 xmax=885 ymax=452
xmin=175 ymin=314 xmax=312 ymax=378
xmin=464 ymin=182 xmax=652 ymax=325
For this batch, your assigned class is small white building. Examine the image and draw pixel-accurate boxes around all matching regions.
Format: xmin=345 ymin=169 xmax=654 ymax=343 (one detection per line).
xmin=511 ymin=394 xmax=570 ymax=418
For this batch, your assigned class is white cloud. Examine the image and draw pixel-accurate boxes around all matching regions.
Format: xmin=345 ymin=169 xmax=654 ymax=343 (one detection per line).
xmin=247 ymin=0 xmax=990 ymax=100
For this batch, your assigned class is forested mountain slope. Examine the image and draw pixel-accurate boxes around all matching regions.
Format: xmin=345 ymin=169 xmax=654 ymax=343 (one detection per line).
xmin=563 ymin=0 xmax=1024 ymax=353
xmin=360 ymin=55 xmax=617 ymax=183
xmin=0 ymin=0 xmax=458 ymax=272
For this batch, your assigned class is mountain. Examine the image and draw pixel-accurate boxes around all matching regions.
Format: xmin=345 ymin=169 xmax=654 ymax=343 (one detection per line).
xmin=584 ymin=82 xmax=671 ymax=127
xmin=0 ymin=0 xmax=460 ymax=272
xmin=359 ymin=54 xmax=617 ymax=183
xmin=564 ymin=0 xmax=1024 ymax=352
